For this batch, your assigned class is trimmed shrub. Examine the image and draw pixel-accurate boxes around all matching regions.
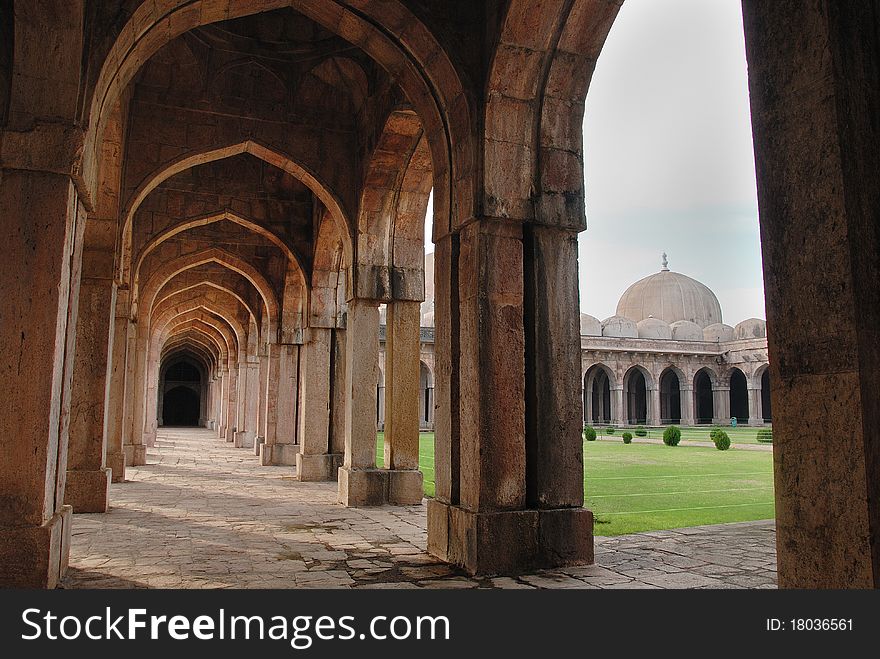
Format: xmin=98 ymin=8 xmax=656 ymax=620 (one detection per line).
xmin=622 ymin=431 xmax=633 ymax=444
xmin=756 ymin=428 xmax=773 ymax=443
xmin=713 ymin=430 xmax=731 ymax=451
xmin=662 ymin=425 xmax=681 ymax=446
xmin=606 ymin=426 xmax=615 ymax=435
xmin=634 ymin=425 xmax=648 ymax=437
xmin=709 ymin=425 xmax=724 ymax=442
xmin=584 ymin=425 xmax=597 ymax=442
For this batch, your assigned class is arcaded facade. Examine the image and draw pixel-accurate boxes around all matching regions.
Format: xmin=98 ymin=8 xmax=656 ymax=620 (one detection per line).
xmin=2 ymin=1 xmax=879 ymax=590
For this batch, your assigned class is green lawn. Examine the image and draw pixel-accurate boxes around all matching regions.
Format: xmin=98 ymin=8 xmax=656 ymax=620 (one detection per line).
xmin=594 ymin=425 xmax=773 ymax=445
xmin=376 ymin=432 xmax=775 ymax=536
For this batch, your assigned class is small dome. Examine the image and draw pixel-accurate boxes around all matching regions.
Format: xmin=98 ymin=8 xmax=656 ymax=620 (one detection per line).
xmin=580 ymin=313 xmax=601 ymax=337
xmin=637 ymin=317 xmax=672 ymax=339
xmin=601 ymin=315 xmax=638 ymax=338
xmin=670 ymin=320 xmax=703 ymax=341
xmin=616 ymin=257 xmax=722 ymax=328
xmin=703 ymin=323 xmax=735 ymax=342
xmin=735 ymin=318 xmax=766 ymax=339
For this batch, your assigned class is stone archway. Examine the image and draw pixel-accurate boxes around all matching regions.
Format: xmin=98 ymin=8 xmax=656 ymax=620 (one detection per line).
xmin=659 ymin=368 xmax=682 ymax=424
xmin=729 ymin=368 xmax=749 ymax=424
xmin=694 ymin=368 xmax=715 ymax=424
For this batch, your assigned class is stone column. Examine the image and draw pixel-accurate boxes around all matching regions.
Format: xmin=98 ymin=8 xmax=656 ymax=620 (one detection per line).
xmin=611 ymin=386 xmax=625 ymax=427
xmin=233 ymin=359 xmax=248 ymax=445
xmin=712 ymin=386 xmax=730 ymax=424
xmin=216 ymin=369 xmax=227 ymax=439
xmin=338 ymin=300 xmax=384 ymax=506
xmin=428 ymin=235 xmax=460 ymax=561
xmin=65 ymin=273 xmax=115 ymax=512
xmin=329 ymin=328 xmax=348 ymax=459
xmin=680 ymin=385 xmax=695 ymax=427
xmin=747 ymin=386 xmax=762 ymax=426
xmin=523 ymin=225 xmax=592 ymax=560
xmin=234 ymin=360 xmax=259 ymax=448
xmin=383 ymin=300 xmax=424 ymax=504
xmin=649 ymin=385 xmax=662 ymax=426
xmin=225 ymin=366 xmax=237 ymax=443
xmin=583 ymin=385 xmax=592 ymax=425
xmin=0 ymin=152 xmax=82 ymax=587
xmin=744 ymin=0 xmax=880 ymax=587
xmin=428 ymin=220 xmax=591 ymax=575
xmin=253 ymin=346 xmax=269 ymax=455
xmin=265 ymin=343 xmax=298 ymax=465
xmin=296 ymin=328 xmax=338 ymax=479
xmin=123 ymin=327 xmax=148 ymax=465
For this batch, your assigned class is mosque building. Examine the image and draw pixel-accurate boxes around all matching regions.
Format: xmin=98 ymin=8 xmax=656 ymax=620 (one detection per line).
xmin=384 ymin=253 xmax=770 ymax=430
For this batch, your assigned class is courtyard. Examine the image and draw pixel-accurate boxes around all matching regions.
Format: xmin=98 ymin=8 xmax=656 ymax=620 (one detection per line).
xmin=63 ymin=428 xmax=777 ymax=590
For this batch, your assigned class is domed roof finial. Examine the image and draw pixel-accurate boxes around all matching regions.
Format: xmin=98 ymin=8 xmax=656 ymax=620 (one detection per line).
xmin=661 ymin=252 xmax=669 ymax=271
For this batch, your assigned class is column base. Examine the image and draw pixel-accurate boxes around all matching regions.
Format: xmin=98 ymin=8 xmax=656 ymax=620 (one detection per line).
xmin=388 ymin=469 xmax=423 ymax=505
xmin=297 ymin=453 xmax=343 ymax=481
xmin=123 ymin=444 xmax=146 ymax=466
xmin=106 ymin=451 xmax=125 ymax=483
xmin=234 ymin=430 xmax=254 ymax=448
xmin=0 ymin=505 xmax=72 ymax=588
xmin=336 ymin=467 xmax=425 ymax=506
xmin=253 ymin=435 xmax=265 ymax=456
xmin=142 ymin=430 xmax=156 ymax=447
xmin=225 ymin=426 xmax=235 ymax=443
xmin=260 ymin=443 xmax=299 ymax=466
xmin=427 ymin=501 xmax=594 ymax=575
xmin=337 ymin=467 xmax=388 ymax=506
xmin=218 ymin=425 xmax=226 ymax=439
xmin=64 ymin=468 xmax=111 ymax=512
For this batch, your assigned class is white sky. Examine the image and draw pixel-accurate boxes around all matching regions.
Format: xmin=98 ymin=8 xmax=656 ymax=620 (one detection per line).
xmin=426 ymin=0 xmax=765 ymax=324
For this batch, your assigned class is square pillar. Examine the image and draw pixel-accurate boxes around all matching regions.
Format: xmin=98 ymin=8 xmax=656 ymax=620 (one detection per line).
xmin=712 ymin=386 xmax=730 ymax=425
xmin=296 ymin=328 xmax=339 ymax=480
xmin=260 ymin=344 xmax=300 ymax=466
xmin=428 ymin=220 xmax=591 ymax=575
xmin=383 ymin=300 xmax=424 ymax=505
xmin=680 ymin=385 xmax=695 ymax=426
xmin=338 ymin=300 xmax=386 ymax=506
xmin=65 ymin=274 xmax=115 ymax=512
xmin=744 ymin=0 xmax=880 ymax=586
xmin=0 ymin=169 xmax=81 ymax=587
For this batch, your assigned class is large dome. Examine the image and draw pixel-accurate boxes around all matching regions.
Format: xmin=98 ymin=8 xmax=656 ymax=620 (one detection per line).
xmin=616 ymin=257 xmax=722 ymax=329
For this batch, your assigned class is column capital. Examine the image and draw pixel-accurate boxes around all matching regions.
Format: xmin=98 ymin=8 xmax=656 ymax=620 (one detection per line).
xmin=1 ymin=123 xmax=93 ymax=211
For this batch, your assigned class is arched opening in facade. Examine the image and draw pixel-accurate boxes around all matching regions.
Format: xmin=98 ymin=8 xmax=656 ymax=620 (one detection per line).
xmin=694 ymin=368 xmax=714 ymax=424
xmin=659 ymin=368 xmax=681 ymax=424
xmin=419 ymin=362 xmax=434 ymax=430
xmin=159 ymin=357 xmax=204 ymax=427
xmin=729 ymin=368 xmax=749 ymax=423
xmin=624 ymin=367 xmax=648 ymax=425
xmin=761 ymin=369 xmax=772 ymax=423
xmin=584 ymin=364 xmax=614 ymax=424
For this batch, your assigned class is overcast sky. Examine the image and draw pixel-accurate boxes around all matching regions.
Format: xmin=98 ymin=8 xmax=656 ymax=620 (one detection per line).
xmin=425 ymin=0 xmax=765 ymax=324
xmin=580 ymin=0 xmax=764 ymax=323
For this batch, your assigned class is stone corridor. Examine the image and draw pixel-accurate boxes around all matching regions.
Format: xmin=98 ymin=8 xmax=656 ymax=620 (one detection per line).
xmin=62 ymin=429 xmax=777 ymax=589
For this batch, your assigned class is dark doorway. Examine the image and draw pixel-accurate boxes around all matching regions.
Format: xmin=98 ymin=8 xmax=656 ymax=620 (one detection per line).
xmin=588 ymin=367 xmax=612 ymax=424
xmin=659 ymin=369 xmax=681 ymax=424
xmin=695 ymin=369 xmax=714 ymax=424
xmin=729 ymin=368 xmax=749 ymax=423
xmin=761 ymin=369 xmax=772 ymax=422
xmin=162 ymin=386 xmax=200 ymax=426
xmin=626 ymin=369 xmax=647 ymax=424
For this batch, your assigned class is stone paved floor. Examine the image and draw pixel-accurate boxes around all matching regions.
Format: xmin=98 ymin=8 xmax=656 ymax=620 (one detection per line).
xmin=63 ymin=428 xmax=777 ymax=589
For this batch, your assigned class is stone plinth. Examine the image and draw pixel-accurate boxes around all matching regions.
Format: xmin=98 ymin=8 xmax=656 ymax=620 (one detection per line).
xmin=260 ymin=443 xmax=299 ymax=466
xmin=0 ymin=505 xmax=72 ymax=588
xmin=428 ymin=500 xmax=593 ymax=575
xmin=124 ymin=444 xmax=146 ymax=466
xmin=296 ymin=453 xmax=343 ymax=482
xmin=64 ymin=468 xmax=111 ymax=513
